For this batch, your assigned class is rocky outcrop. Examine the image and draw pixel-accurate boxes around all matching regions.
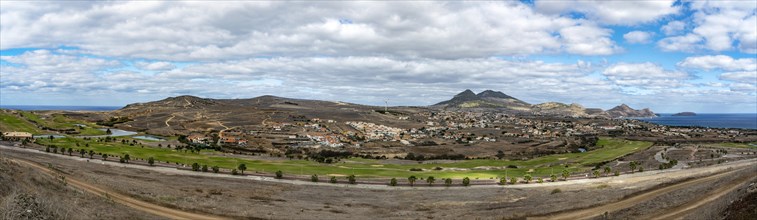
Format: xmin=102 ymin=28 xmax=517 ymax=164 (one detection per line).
xmin=672 ymin=112 xmax=696 ymax=116
xmin=606 ymin=104 xmax=656 ymax=118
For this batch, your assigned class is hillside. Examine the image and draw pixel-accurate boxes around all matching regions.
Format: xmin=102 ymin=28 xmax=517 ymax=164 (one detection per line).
xmin=433 ymin=89 xmax=531 ymax=110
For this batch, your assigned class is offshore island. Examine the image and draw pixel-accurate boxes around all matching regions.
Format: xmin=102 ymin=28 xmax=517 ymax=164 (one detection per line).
xmin=1 ymin=90 xmax=756 ymax=219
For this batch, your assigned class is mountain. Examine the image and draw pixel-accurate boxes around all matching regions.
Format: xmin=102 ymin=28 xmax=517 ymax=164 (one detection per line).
xmin=433 ymin=90 xmax=530 ymax=110
xmin=606 ymin=104 xmax=656 ymax=118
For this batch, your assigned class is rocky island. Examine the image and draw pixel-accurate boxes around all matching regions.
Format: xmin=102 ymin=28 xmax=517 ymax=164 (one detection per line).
xmin=672 ymin=112 xmax=697 ymax=116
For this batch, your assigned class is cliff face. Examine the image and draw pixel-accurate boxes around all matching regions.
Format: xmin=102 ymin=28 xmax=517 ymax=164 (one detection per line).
xmin=606 ymin=104 xmax=656 ymax=118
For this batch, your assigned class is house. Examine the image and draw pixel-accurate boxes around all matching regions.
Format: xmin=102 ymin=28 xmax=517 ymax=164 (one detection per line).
xmin=187 ymin=134 xmax=209 ymax=144
xmin=2 ymin=131 xmax=33 ymax=140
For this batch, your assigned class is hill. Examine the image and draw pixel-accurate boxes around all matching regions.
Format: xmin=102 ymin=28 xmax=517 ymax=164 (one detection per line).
xmin=432 ymin=89 xmax=531 ymax=110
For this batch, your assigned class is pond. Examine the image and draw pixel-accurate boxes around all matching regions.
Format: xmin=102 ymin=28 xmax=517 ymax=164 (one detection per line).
xmin=81 ymin=129 xmax=137 ymax=138
xmin=133 ymin=135 xmax=166 ymax=141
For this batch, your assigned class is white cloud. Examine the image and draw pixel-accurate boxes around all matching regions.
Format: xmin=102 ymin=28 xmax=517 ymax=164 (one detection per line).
xmin=602 ymin=62 xmax=690 ymax=91
xmin=535 ymin=0 xmax=680 ymax=25
xmin=134 ymin=61 xmax=176 ymax=71
xmin=661 ymin=20 xmax=686 ymax=36
xmin=624 ymin=31 xmax=654 ymax=44
xmin=559 ymin=25 xmax=621 ymax=55
xmin=0 ymin=1 xmax=622 ymax=60
xmin=659 ymin=1 xmax=757 ymax=53
xmin=677 ymin=55 xmax=757 ymax=71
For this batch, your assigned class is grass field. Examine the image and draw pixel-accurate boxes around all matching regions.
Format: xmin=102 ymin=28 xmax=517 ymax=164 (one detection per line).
xmin=0 ymin=111 xmax=42 ymax=134
xmin=710 ymin=142 xmax=757 ymax=149
xmin=19 ymin=111 xmax=105 ymax=135
xmin=35 ymin=137 xmax=652 ymax=180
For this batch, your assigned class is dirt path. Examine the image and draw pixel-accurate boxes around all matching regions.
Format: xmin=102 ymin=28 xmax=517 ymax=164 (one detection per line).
xmin=11 ymin=158 xmax=230 ymax=220
xmin=646 ymin=171 xmax=755 ymax=220
xmin=165 ymin=113 xmax=176 ymax=127
xmin=529 ymin=167 xmax=749 ymax=220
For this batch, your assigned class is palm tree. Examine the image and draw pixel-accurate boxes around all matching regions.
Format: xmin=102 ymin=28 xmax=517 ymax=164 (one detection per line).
xmin=238 ymin=164 xmax=247 ymax=174
xmin=561 ymin=169 xmax=570 ymax=181
xmin=88 ymin=150 xmax=94 ymax=159
xmin=408 ymin=176 xmax=417 ymax=186
xmin=426 ymin=176 xmax=435 ymax=186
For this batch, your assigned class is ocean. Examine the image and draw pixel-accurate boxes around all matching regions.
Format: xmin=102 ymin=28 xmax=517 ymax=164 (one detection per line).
xmin=0 ymin=105 xmax=121 ymax=111
xmin=635 ymin=113 xmax=757 ymax=130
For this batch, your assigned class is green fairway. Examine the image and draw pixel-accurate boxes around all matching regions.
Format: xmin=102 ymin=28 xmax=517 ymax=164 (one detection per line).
xmin=20 ymin=111 xmax=105 ymax=136
xmin=0 ymin=111 xmax=42 ymax=134
xmin=35 ymin=137 xmax=653 ymax=180
xmin=710 ymin=142 xmax=757 ymax=149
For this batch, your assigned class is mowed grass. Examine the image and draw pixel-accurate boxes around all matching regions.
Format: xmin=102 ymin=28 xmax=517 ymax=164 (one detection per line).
xmin=710 ymin=142 xmax=757 ymax=149
xmin=20 ymin=111 xmax=105 ymax=136
xmin=0 ymin=111 xmax=42 ymax=134
xmin=36 ymin=137 xmax=651 ymax=179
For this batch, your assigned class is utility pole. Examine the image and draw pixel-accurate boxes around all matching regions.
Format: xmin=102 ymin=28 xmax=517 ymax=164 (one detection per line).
xmin=384 ymin=100 xmax=388 ymax=112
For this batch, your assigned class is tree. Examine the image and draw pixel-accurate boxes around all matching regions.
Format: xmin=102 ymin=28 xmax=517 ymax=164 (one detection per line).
xmin=102 ymin=154 xmax=108 ymax=161
xmin=79 ymin=149 xmax=86 ymax=157
xmin=148 ymin=157 xmax=155 ymax=166
xmin=311 ymin=174 xmax=319 ymax=182
xmin=212 ymin=166 xmax=220 ymax=173
xmin=330 ymin=176 xmax=337 ymax=184
xmin=444 ymin=178 xmax=453 ymax=187
xmin=537 ymin=177 xmax=544 ymax=183
xmin=550 ymin=174 xmax=558 ymax=182
xmin=106 ymin=128 xmax=112 ymax=135
xmin=593 ymin=170 xmax=601 ymax=178
xmin=123 ymin=154 xmax=130 ymax=163
xmin=238 ymin=164 xmax=247 ymax=174
xmin=201 ymin=164 xmax=208 ymax=172
xmin=275 ymin=170 xmax=283 ymax=179
xmin=88 ymin=150 xmax=94 ymax=159
xmin=561 ymin=169 xmax=570 ymax=181
xmin=426 ymin=176 xmax=435 ymax=186
xmin=614 ymin=170 xmax=620 ymax=176
xmin=68 ymin=148 xmax=73 ymax=156
xmin=389 ymin=178 xmax=397 ymax=186
xmin=347 ymin=175 xmax=356 ymax=184
xmin=462 ymin=177 xmax=470 ymax=186
xmin=629 ymin=161 xmax=637 ymax=173
xmin=496 ymin=150 xmax=505 ymax=159
xmin=499 ymin=177 xmax=507 ymax=185
xmin=192 ymin=163 xmax=200 ymax=171
xmin=408 ymin=176 xmax=417 ymax=186
xmin=45 ymin=146 xmax=50 ymax=152
xmin=510 ymin=177 xmax=518 ymax=185
xmin=638 ymin=166 xmax=644 ymax=172
xmin=604 ymin=167 xmax=612 ymax=176
xmin=523 ymin=174 xmax=532 ymax=183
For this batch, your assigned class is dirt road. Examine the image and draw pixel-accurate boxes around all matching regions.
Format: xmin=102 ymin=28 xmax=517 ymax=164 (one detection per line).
xmin=529 ymin=166 xmax=754 ymax=220
xmin=11 ymin=158 xmax=230 ymax=220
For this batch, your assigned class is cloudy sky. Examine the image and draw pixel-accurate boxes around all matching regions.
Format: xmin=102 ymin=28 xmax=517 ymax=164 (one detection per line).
xmin=1 ymin=1 xmax=755 ymax=113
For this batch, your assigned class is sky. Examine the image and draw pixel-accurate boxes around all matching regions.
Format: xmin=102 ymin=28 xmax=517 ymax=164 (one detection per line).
xmin=0 ymin=1 xmax=755 ymax=113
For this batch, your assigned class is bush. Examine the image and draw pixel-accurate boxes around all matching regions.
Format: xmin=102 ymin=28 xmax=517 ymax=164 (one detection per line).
xmin=231 ymin=169 xmax=239 ymax=175
xmin=275 ymin=170 xmax=283 ymax=179
xmin=462 ymin=177 xmax=470 ymax=186
xmin=330 ymin=176 xmax=337 ymax=184
xmin=191 ymin=163 xmax=200 ymax=171
xmin=409 ymin=168 xmax=423 ymax=171
xmin=551 ymin=188 xmax=562 ymax=194
xmin=347 ymin=175 xmax=357 ymax=184
xmin=212 ymin=166 xmax=220 ymax=173
xmin=389 ymin=178 xmax=397 ymax=186
xmin=201 ymin=164 xmax=208 ymax=172
xmin=311 ymin=174 xmax=318 ymax=182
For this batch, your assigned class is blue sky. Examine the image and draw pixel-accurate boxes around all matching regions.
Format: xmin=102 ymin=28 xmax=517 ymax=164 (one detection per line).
xmin=0 ymin=1 xmax=755 ymax=113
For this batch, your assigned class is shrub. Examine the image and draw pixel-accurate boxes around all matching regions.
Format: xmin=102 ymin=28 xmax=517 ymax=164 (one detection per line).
xmin=275 ymin=170 xmax=283 ymax=179
xmin=330 ymin=176 xmax=337 ymax=184
xmin=311 ymin=174 xmax=318 ymax=182
xmin=389 ymin=178 xmax=397 ymax=186
xmin=191 ymin=163 xmax=200 ymax=171
xmin=462 ymin=177 xmax=470 ymax=186
xmin=231 ymin=169 xmax=238 ymax=175
xmin=409 ymin=168 xmax=423 ymax=171
xmin=551 ymin=188 xmax=562 ymax=194
xmin=212 ymin=166 xmax=220 ymax=173
xmin=347 ymin=175 xmax=356 ymax=184
xmin=201 ymin=164 xmax=208 ymax=172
